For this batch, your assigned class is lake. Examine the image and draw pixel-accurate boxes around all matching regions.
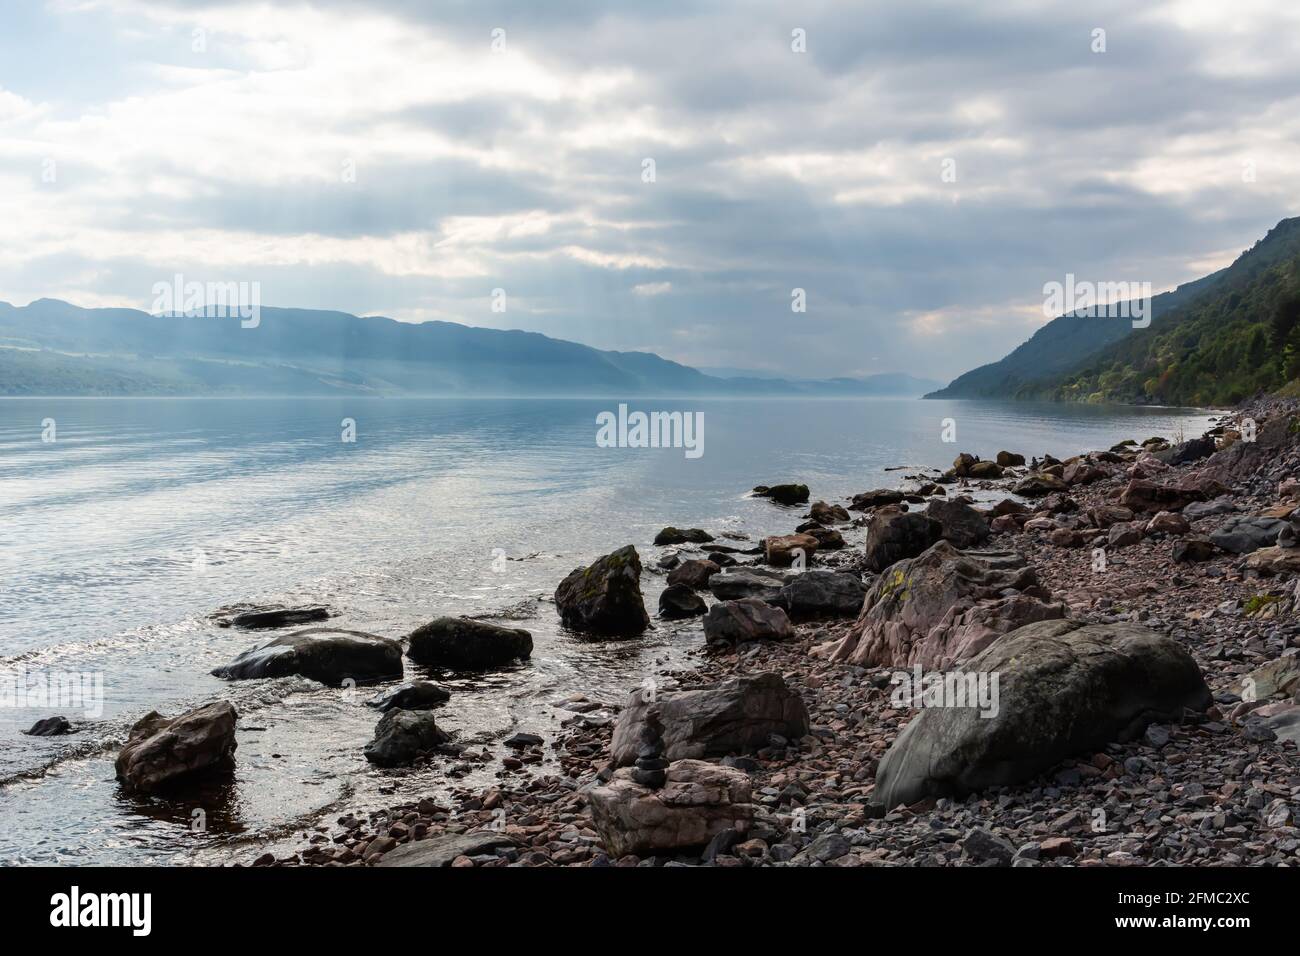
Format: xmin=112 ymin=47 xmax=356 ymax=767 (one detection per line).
xmin=0 ymin=396 xmax=1217 ymax=864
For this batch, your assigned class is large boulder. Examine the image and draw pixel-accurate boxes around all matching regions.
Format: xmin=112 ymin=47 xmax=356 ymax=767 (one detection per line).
xmin=770 ymin=570 xmax=866 ymax=620
xmin=407 ymin=617 xmax=532 ymax=669
xmin=610 ymin=673 xmax=809 ymax=766
xmin=707 ymin=568 xmax=788 ymax=602
xmin=702 ymin=599 xmax=794 ymax=647
xmin=870 ymin=620 xmax=1212 ymax=813
xmin=1062 ymin=460 xmax=1107 ymax=486
xmin=968 ymin=460 xmax=1003 ymax=479
xmin=925 ymin=498 xmax=990 ymax=549
xmin=996 ymin=451 xmax=1025 ymax=467
xmin=115 ymin=701 xmax=238 ymax=793
xmin=764 ymin=533 xmax=819 ymax=568
xmin=363 ymin=709 xmax=449 ymax=767
xmin=211 ymin=628 xmax=403 ymax=686
xmin=863 ymin=507 xmax=943 ymax=572
xmin=753 ymin=483 xmax=809 ymax=506
xmin=658 ymin=584 xmax=707 ymax=619
xmin=1209 ymin=515 xmax=1289 ymax=554
xmin=588 ymin=759 xmax=753 ymax=858
xmin=1155 ymin=435 xmax=1216 ymax=466
xmin=819 ymin=541 xmax=1065 ymax=669
xmin=666 ymin=558 xmax=721 ymax=590
xmin=554 ymin=545 xmax=650 ymax=636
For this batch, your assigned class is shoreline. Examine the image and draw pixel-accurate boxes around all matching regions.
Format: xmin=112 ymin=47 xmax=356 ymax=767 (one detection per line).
xmin=239 ymin=397 xmax=1300 ymax=867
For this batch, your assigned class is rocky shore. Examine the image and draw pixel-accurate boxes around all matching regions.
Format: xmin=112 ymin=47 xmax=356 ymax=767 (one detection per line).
xmin=107 ymin=398 xmax=1300 ymax=867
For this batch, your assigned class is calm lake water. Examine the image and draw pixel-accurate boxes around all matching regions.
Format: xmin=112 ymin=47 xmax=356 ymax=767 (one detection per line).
xmin=0 ymin=396 xmax=1217 ymax=864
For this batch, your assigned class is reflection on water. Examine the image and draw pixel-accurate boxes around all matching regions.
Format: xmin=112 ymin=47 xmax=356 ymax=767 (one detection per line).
xmin=0 ymin=397 xmax=1217 ymax=864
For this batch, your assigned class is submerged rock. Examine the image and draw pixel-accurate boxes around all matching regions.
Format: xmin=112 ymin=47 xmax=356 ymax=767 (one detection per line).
xmin=554 ymin=545 xmax=650 ymax=636
xmin=24 ymin=716 xmax=73 ymax=737
xmin=212 ymin=604 xmax=331 ymax=630
xmin=407 ymin=617 xmax=532 ymax=670
xmin=211 ymin=628 xmax=403 ymax=686
xmin=753 ymin=483 xmax=809 ymax=506
xmin=366 ymin=681 xmax=451 ymax=712
xmin=115 ymin=701 xmax=238 ymax=793
xmin=653 ymin=527 xmax=714 ymax=546
xmin=869 ymin=620 xmax=1211 ymax=813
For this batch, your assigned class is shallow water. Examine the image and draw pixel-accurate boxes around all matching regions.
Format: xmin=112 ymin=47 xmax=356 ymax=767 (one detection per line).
xmin=0 ymin=396 xmax=1217 ymax=864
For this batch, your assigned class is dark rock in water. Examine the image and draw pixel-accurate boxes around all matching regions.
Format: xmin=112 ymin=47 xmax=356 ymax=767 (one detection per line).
xmin=996 ymin=451 xmax=1025 ymax=467
xmin=504 ymin=732 xmax=544 ymax=749
xmin=407 ymin=617 xmax=532 ymax=670
xmin=1172 ymin=536 xmax=1216 ymax=563
xmin=377 ymin=831 xmax=517 ymax=867
xmin=1013 ymin=474 xmax=1068 ymax=497
xmin=666 ymin=558 xmax=721 ymax=590
xmin=212 ymin=604 xmax=331 ymax=629
xmin=707 ymin=568 xmax=788 ymax=601
xmin=863 ymin=507 xmax=942 ymax=572
xmin=849 ymin=488 xmax=906 ymax=511
xmin=554 ymin=545 xmax=650 ymax=637
xmin=869 ymin=620 xmax=1211 ymax=813
xmin=823 ymin=541 xmax=1064 ymax=669
xmin=115 ymin=701 xmax=238 ymax=793
xmin=212 ymin=627 xmax=403 ymax=686
xmin=753 ymin=483 xmax=809 ymax=506
xmin=703 ymin=599 xmax=794 ymax=647
xmin=611 ymin=672 xmax=808 ymax=765
xmin=363 ymin=709 xmax=449 ymax=766
xmin=808 ymin=500 xmax=851 ymax=524
xmin=770 ymin=570 xmax=866 ymax=620
xmin=703 ymin=549 xmax=739 ymax=567
xmin=1209 ymin=515 xmax=1288 ymax=554
xmin=366 ymin=681 xmax=451 ymax=712
xmin=24 ymin=716 xmax=73 ymax=736
xmin=925 ymin=498 xmax=990 ymax=549
xmin=658 ymin=584 xmax=707 ymax=619
xmin=653 ymin=527 xmax=714 ymax=546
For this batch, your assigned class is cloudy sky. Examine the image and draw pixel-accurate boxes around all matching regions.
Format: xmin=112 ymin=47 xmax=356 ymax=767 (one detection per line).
xmin=2 ymin=0 xmax=1298 ymax=381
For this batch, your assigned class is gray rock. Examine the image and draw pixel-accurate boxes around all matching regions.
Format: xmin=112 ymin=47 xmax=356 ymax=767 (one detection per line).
xmin=658 ymin=584 xmax=707 ymax=619
xmin=770 ymin=570 xmax=867 ymax=620
xmin=610 ymin=672 xmax=809 ymax=766
xmin=707 ymin=568 xmax=789 ymax=601
xmin=925 ymin=498 xmax=991 ymax=550
xmin=702 ymin=599 xmax=794 ymax=646
xmin=962 ymin=828 xmax=1014 ymax=865
xmin=1210 ymin=515 xmax=1289 ymax=554
xmin=211 ymin=628 xmax=402 ymax=686
xmin=869 ymin=620 xmax=1211 ymax=813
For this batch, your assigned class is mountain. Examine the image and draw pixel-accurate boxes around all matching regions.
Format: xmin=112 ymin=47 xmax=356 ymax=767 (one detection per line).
xmin=0 ymin=299 xmax=931 ymax=397
xmin=927 ymin=216 xmax=1300 ymax=405
xmin=699 ymin=368 xmax=940 ymax=395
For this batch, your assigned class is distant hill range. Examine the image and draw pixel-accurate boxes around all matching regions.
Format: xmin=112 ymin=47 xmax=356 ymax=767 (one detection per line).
xmin=928 ymin=216 xmax=1300 ymax=405
xmin=0 ymin=299 xmax=940 ymax=397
